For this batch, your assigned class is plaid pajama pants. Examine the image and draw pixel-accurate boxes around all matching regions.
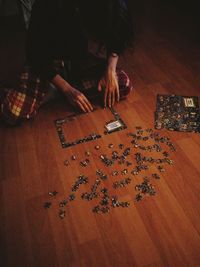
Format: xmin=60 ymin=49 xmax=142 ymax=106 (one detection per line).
xmin=1 ymin=59 xmax=132 ymax=125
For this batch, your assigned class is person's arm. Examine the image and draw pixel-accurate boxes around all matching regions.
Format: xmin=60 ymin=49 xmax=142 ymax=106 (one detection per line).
xmin=27 ymin=0 xmax=93 ymax=112
xmin=52 ymin=74 xmax=93 ymax=112
xmin=107 ymin=53 xmax=119 ymax=72
xmin=98 ymin=53 xmax=120 ymax=108
xmin=98 ymin=0 xmax=133 ymax=107
xmin=107 ymin=0 xmax=134 ymax=56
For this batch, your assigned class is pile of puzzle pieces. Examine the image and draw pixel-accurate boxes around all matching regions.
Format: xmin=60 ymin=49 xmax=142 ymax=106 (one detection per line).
xmin=44 ymin=126 xmax=176 ymax=218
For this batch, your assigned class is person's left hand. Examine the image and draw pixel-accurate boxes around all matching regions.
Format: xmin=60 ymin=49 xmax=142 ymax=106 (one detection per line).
xmin=98 ymin=68 xmax=120 ymax=108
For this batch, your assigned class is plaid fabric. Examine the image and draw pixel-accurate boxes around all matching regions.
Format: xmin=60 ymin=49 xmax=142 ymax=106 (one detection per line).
xmin=1 ymin=66 xmax=47 ymax=125
xmin=1 ymin=60 xmax=132 ymax=125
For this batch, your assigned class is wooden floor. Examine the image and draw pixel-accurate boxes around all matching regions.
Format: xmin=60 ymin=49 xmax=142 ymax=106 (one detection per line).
xmin=1 ymin=2 xmax=200 ymax=267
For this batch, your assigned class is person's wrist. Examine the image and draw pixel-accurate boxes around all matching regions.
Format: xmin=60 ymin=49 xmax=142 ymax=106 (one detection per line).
xmin=107 ymin=55 xmax=118 ymax=72
xmin=107 ymin=65 xmax=117 ymax=74
xmin=62 ymin=82 xmax=73 ymax=94
xmin=52 ymin=74 xmax=73 ymax=94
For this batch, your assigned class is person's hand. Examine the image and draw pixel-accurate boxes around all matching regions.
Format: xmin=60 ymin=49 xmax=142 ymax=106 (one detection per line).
xmin=63 ymin=86 xmax=93 ymax=113
xmin=98 ymin=68 xmax=119 ymax=108
xmin=52 ymin=74 xmax=93 ymax=112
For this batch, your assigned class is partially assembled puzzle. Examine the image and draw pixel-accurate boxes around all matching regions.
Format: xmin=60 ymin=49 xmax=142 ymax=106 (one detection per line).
xmin=54 ymin=107 xmax=127 ymax=148
xmin=155 ymin=94 xmax=200 ymax=133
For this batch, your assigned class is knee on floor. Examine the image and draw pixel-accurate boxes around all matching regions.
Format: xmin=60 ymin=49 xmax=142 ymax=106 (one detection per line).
xmin=0 ymin=103 xmax=22 ymax=126
xmin=118 ymin=69 xmax=133 ymax=99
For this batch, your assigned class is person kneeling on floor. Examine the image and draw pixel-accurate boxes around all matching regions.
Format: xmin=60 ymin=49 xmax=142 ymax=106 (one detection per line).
xmin=1 ymin=0 xmax=134 ymax=125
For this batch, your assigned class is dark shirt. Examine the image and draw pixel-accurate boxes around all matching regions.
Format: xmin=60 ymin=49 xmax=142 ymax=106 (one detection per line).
xmin=27 ymin=0 xmax=131 ymax=80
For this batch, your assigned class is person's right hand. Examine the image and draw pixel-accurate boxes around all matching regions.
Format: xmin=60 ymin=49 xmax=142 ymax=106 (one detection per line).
xmin=52 ymin=74 xmax=93 ymax=113
xmin=63 ymin=86 xmax=93 ymax=113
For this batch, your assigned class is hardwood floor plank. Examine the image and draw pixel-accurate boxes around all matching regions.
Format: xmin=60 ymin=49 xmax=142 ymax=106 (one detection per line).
xmin=26 ymin=196 xmax=59 ymax=267
xmin=2 ymin=178 xmax=33 ymax=266
xmin=79 ymin=239 xmax=110 ymax=267
xmin=177 ymin=138 xmax=200 ymax=174
xmin=115 ymin=205 xmax=163 ymax=267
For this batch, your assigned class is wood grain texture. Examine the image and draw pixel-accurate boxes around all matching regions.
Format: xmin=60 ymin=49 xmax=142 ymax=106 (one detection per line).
xmin=1 ymin=1 xmax=200 ymax=267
